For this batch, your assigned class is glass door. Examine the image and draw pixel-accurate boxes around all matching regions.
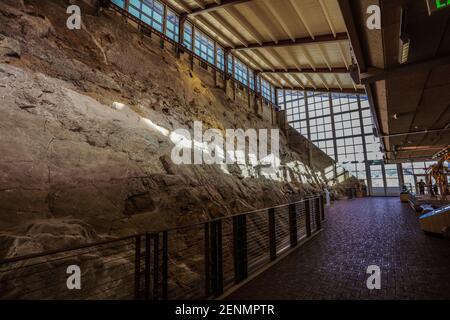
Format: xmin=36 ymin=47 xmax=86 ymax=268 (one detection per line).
xmin=370 ymin=164 xmax=385 ymax=196
xmin=384 ymin=164 xmax=401 ymax=196
xmin=369 ymin=163 xmax=401 ymax=196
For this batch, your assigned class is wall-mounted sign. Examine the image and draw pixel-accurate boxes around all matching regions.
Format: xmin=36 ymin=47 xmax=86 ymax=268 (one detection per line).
xmin=427 ymin=0 xmax=450 ymax=15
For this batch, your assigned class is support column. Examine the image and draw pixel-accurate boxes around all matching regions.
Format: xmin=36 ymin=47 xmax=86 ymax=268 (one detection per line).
xmin=253 ymin=71 xmax=261 ymax=114
xmin=304 ymin=90 xmax=311 ymax=140
xmin=223 ymin=49 xmax=230 ymax=93
xmin=274 ymin=88 xmax=279 ymax=109
xmin=213 ymin=41 xmax=217 ymax=87
xmin=122 ymin=0 xmax=130 ymax=23
xmin=283 ymin=89 xmax=288 ymax=141
xmin=176 ymin=14 xmax=187 ymax=58
xmin=381 ymin=163 xmax=387 ymax=196
xmin=247 ymin=68 xmax=251 ymax=108
xmin=231 ymin=55 xmax=236 ymax=101
xmin=190 ymin=27 xmax=196 ymax=71
xmin=258 ymin=76 xmax=263 ymax=108
xmin=160 ymin=5 xmax=167 ymax=49
xmin=358 ymin=96 xmax=372 ymax=195
xmin=189 ymin=53 xmax=194 ymax=71
xmin=397 ymin=163 xmax=404 ymax=189
xmin=329 ymin=92 xmax=339 ymax=181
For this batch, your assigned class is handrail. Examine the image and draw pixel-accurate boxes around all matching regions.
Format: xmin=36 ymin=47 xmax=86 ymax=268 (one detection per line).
xmin=0 ymin=196 xmax=320 ymax=265
xmin=0 ymin=195 xmax=325 ymax=300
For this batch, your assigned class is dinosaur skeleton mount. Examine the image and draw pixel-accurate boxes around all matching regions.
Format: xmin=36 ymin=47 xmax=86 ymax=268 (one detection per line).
xmin=426 ymin=148 xmax=450 ymax=201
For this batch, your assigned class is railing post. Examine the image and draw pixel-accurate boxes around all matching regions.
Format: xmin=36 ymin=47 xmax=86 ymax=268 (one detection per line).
xmin=134 ymin=235 xmax=141 ymax=300
xmin=216 ymin=220 xmax=223 ymax=296
xmin=305 ymin=199 xmax=312 ymax=237
xmin=153 ymin=233 xmax=160 ymax=300
xmin=315 ymin=197 xmax=322 ymax=230
xmin=233 ymin=215 xmax=248 ymax=283
xmin=210 ymin=221 xmax=223 ymax=297
xmin=210 ymin=221 xmax=218 ymax=296
xmin=288 ymin=203 xmax=298 ymax=248
xmin=268 ymin=208 xmax=277 ymax=261
xmin=144 ymin=233 xmax=151 ymax=300
xmin=162 ymin=231 xmax=168 ymax=300
xmin=320 ymin=194 xmax=325 ymax=221
xmin=204 ymin=222 xmax=211 ymax=297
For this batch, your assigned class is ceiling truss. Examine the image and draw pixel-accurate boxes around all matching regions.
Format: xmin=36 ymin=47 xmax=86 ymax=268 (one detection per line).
xmin=168 ymin=0 xmax=363 ymax=94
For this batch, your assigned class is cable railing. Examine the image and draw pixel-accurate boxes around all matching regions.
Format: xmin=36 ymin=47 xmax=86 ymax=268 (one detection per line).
xmin=0 ymin=195 xmax=325 ymax=300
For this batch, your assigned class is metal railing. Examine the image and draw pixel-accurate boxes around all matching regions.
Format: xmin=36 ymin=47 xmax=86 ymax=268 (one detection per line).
xmin=0 ymin=195 xmax=324 ymax=300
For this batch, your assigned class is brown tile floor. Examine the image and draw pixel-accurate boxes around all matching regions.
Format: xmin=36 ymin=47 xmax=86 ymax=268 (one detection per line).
xmin=227 ymin=198 xmax=450 ymax=300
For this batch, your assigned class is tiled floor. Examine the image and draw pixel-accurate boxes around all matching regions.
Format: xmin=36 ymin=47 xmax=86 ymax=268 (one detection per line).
xmin=227 ymin=198 xmax=450 ymax=300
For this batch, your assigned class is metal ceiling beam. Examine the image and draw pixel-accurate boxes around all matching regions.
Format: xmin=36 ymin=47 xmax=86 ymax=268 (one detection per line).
xmin=188 ymin=0 xmax=252 ymax=16
xmin=192 ymin=0 xmax=206 ymax=9
xmin=360 ymin=55 xmax=450 ymax=84
xmin=261 ymin=67 xmax=349 ymax=74
xmin=280 ymin=87 xmax=366 ymax=95
xmin=231 ymin=32 xmax=348 ymax=51
xmin=337 ymin=0 xmax=366 ymax=72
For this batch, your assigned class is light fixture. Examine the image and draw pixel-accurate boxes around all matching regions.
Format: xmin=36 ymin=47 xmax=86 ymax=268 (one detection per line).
xmin=399 ymin=33 xmax=411 ymax=64
xmin=398 ymin=8 xmax=410 ymax=64
xmin=349 ymin=63 xmax=360 ymax=84
xmin=349 ymin=46 xmax=361 ymax=84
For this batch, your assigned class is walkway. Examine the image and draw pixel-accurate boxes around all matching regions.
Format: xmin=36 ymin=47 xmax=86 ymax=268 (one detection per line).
xmin=227 ymin=198 xmax=450 ymax=300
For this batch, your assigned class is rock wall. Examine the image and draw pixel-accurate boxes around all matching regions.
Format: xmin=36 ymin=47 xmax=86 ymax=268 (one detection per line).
xmin=0 ymin=0 xmax=335 ymax=259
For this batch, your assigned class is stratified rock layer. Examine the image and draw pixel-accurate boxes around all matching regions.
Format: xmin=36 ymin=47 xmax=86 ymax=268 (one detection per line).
xmin=0 ymin=0 xmax=332 ymax=259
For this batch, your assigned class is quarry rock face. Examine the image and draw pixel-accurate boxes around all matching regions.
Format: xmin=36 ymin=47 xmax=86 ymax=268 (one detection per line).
xmin=0 ymin=62 xmax=316 ymax=259
xmin=0 ymin=0 xmax=331 ymax=261
xmin=0 ymin=35 xmax=21 ymax=60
